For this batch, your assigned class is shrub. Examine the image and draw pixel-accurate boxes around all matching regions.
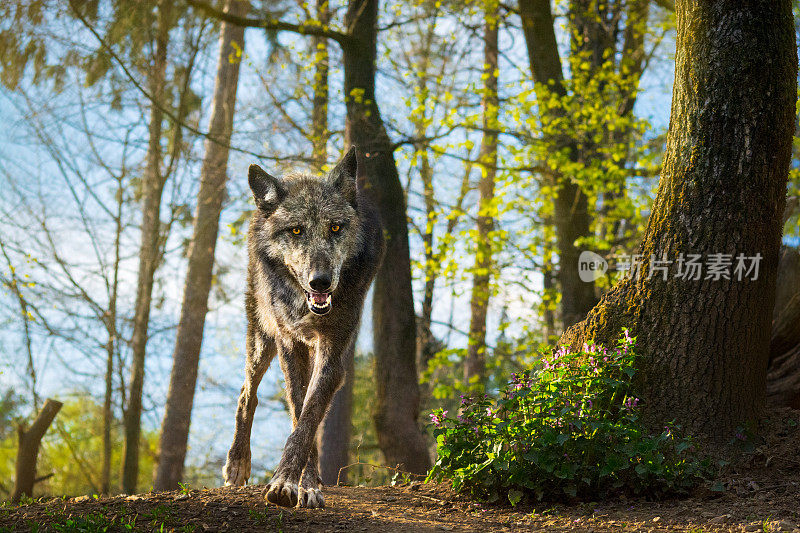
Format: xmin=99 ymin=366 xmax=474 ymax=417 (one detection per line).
xmin=426 ymin=331 xmax=713 ymax=503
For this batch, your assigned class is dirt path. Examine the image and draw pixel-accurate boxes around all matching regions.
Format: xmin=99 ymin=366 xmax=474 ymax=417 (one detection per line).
xmin=1 ymin=480 xmax=799 ymax=532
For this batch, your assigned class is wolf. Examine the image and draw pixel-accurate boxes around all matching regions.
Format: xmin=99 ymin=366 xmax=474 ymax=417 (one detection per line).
xmin=222 ymin=147 xmax=383 ymax=509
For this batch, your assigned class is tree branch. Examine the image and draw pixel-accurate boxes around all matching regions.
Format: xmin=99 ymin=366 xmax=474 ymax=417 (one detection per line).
xmin=186 ymin=0 xmax=354 ymax=46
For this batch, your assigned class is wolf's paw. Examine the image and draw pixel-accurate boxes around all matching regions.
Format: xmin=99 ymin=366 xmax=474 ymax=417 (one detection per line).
xmin=266 ymin=477 xmax=299 ymax=508
xmin=223 ymin=456 xmax=250 ymax=486
xmin=298 ymin=486 xmax=325 ymax=509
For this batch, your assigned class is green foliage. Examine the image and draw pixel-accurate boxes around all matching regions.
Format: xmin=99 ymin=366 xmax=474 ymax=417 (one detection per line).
xmin=427 ymin=331 xmax=713 ymax=503
xmin=0 ymin=398 xmax=159 ymax=501
xmin=48 ymin=511 xmax=138 ymax=532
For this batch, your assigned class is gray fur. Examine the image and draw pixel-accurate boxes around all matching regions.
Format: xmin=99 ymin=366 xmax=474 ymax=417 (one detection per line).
xmin=223 ymin=147 xmax=384 ymax=509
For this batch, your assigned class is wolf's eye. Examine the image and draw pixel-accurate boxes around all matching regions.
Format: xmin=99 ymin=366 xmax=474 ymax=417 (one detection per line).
xmin=291 ymin=227 xmax=303 ymax=236
xmin=330 ymin=224 xmax=340 ymax=233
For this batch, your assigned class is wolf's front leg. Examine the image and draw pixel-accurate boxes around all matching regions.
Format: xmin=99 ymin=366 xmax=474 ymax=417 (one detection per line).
xmin=298 ymin=443 xmax=324 ymax=508
xmin=267 ymin=338 xmax=345 ymax=508
xmin=223 ymin=331 xmax=275 ymax=486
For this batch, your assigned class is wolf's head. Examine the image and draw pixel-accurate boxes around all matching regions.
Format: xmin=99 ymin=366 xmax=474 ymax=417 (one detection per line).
xmin=248 ymin=147 xmax=362 ymax=316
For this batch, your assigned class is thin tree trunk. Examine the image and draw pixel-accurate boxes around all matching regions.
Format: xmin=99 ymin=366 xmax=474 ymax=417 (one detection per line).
xmin=417 ymin=142 xmax=435 ymax=370
xmin=595 ymin=0 xmax=650 ymax=248
xmin=121 ymin=0 xmax=171 ymax=494
xmin=542 ymin=258 xmax=556 ymax=341
xmin=102 ymin=334 xmax=114 ymax=495
xmin=519 ymin=0 xmax=596 ymax=330
xmin=464 ymin=3 xmax=499 ymax=389
xmin=101 ymin=176 xmax=124 ymax=495
xmin=310 ymin=0 xmax=330 ymax=168
xmin=317 ymin=341 xmax=354 ymax=485
xmin=311 ymin=0 xmax=354 ymax=486
xmin=12 ymin=399 xmax=62 ymax=503
xmin=342 ymin=0 xmax=430 ymax=475
xmin=153 ymin=0 xmax=248 ymax=491
xmin=560 ymin=0 xmax=796 ymax=437
xmin=411 ymin=22 xmax=437 ymax=373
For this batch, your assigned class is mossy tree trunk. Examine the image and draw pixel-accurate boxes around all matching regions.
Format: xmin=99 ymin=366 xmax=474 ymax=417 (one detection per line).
xmin=560 ymin=0 xmax=797 ymax=437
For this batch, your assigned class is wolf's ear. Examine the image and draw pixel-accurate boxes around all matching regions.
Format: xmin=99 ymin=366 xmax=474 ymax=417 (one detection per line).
xmin=249 ymin=164 xmax=285 ymax=214
xmin=329 ymin=146 xmax=358 ymax=207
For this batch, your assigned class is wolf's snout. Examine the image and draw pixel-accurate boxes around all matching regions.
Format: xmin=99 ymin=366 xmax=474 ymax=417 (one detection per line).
xmin=306 ymin=272 xmax=333 ymax=315
xmin=309 ymin=272 xmax=332 ymax=292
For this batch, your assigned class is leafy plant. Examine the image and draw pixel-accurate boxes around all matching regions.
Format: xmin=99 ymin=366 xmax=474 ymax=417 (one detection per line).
xmin=427 ymin=330 xmax=713 ymax=502
xmin=47 ymin=512 xmax=137 ymax=532
xmin=178 ymin=482 xmax=192 ymax=496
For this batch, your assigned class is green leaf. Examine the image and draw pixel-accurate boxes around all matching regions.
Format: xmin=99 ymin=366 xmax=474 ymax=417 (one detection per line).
xmin=508 ymin=489 xmax=523 ymax=506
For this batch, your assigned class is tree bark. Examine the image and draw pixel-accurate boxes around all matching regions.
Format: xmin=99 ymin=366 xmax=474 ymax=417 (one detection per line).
xmin=310 ymin=0 xmax=330 ymax=168
xmin=102 ymin=176 xmax=124 ymax=495
xmin=767 ymin=246 xmax=800 ymax=408
xmin=560 ymin=0 xmax=796 ymax=437
xmin=310 ymin=0 xmax=356 ymax=486
xmin=308 ymin=0 xmax=350 ymax=484
xmin=153 ymin=0 xmax=248 ymax=491
xmin=464 ymin=3 xmax=499 ymax=388
xmin=519 ymin=0 xmax=596 ymax=330
xmin=12 ymin=399 xmax=62 ymax=503
xmin=121 ymin=0 xmax=171 ymax=494
xmin=342 ymin=0 xmax=430 ymax=475
xmin=317 ymin=341 xmax=354 ymax=485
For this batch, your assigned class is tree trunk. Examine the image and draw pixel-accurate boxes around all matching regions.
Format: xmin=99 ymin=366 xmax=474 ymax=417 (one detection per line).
xmin=153 ymin=0 xmax=248 ymax=491
xmin=417 ymin=142 xmax=436 ymax=372
xmin=464 ymin=3 xmax=499 ymax=389
xmin=311 ymin=0 xmax=355 ymax=486
xmin=519 ymin=0 xmax=596 ymax=330
xmin=767 ymin=246 xmax=800 ymax=408
xmin=317 ymin=341 xmax=354 ymax=485
xmin=342 ymin=0 xmax=430 ymax=475
xmin=560 ymin=0 xmax=796 ymax=437
xmin=121 ymin=0 xmax=171 ymax=494
xmin=310 ymin=0 xmax=330 ymax=168
xmin=12 ymin=399 xmax=62 ymax=503
xmin=102 ymin=177 xmax=124 ymax=495
xmin=102 ymin=334 xmax=114 ymax=495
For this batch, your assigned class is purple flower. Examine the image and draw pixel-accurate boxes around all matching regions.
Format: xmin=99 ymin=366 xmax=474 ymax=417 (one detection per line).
xmin=623 ymin=329 xmax=633 ymax=343
xmin=429 ymin=410 xmax=447 ymax=427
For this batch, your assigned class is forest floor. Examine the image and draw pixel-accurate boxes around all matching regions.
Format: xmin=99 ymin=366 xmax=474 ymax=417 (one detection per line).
xmin=1 ymin=409 xmax=799 ymax=533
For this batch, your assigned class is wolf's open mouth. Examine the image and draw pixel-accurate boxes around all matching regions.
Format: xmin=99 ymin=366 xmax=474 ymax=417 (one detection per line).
xmin=306 ymin=291 xmax=332 ymax=315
